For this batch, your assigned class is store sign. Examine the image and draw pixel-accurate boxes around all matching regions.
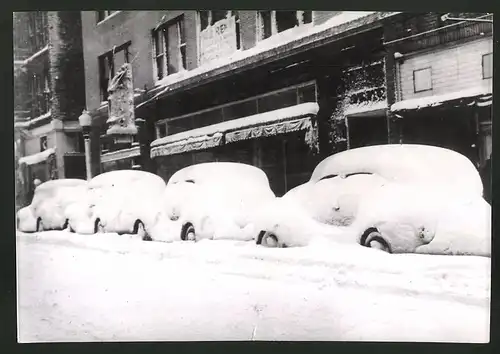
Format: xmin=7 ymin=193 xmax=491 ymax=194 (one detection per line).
xmin=199 ymin=16 xmax=237 ymax=66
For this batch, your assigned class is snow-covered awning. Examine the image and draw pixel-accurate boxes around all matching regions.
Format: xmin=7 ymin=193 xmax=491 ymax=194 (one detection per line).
xmin=151 ymin=102 xmax=319 ymax=158
xmin=101 ymin=146 xmax=140 ymax=163
xmin=391 ymin=87 xmax=493 ymax=113
xmin=18 ymin=148 xmax=55 ymax=166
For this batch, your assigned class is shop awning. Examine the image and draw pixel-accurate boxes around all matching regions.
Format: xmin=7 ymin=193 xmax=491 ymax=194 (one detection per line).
xmin=101 ymin=146 xmax=140 ymax=163
xmin=18 ymin=148 xmax=55 ymax=166
xmin=391 ymin=87 xmax=493 ymax=113
xmin=150 ymin=102 xmax=319 ymax=158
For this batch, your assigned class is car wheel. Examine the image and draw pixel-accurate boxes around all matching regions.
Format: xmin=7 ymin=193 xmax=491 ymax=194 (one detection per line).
xmin=362 ymin=230 xmax=391 ymax=253
xmin=36 ymin=218 xmax=44 ymax=232
xmin=134 ymin=220 xmax=151 ymax=241
xmin=95 ymin=219 xmax=105 ymax=234
xmin=261 ymin=232 xmax=280 ymax=248
xmin=181 ymin=223 xmax=196 ymax=241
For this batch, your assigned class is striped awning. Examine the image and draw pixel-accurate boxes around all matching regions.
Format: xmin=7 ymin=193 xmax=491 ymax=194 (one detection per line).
xmin=150 ymin=103 xmax=319 ymax=158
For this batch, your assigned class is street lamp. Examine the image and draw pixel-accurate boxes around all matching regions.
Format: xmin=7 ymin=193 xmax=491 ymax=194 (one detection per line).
xmin=78 ymin=110 xmax=92 ymax=181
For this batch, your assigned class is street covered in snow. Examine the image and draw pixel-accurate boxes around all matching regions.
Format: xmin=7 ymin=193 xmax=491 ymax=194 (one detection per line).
xmin=17 ymin=230 xmax=490 ymax=343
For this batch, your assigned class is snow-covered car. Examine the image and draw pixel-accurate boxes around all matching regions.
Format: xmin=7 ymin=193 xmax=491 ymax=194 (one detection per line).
xmin=16 ymin=179 xmax=88 ymax=232
xmin=255 ymin=144 xmax=491 ymax=256
xmin=160 ymin=162 xmax=276 ymax=242
xmin=67 ymin=170 xmax=169 ymax=240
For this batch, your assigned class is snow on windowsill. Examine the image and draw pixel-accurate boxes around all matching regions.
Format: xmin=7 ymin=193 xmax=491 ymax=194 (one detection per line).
xmin=344 ymin=100 xmax=388 ymax=117
xmin=139 ymin=12 xmax=382 ymax=108
xmin=14 ymin=110 xmax=52 ymax=129
xmin=151 ymin=102 xmax=319 ymax=147
xmin=391 ymin=86 xmax=493 ymax=112
xmin=18 ymin=148 xmax=56 ymax=166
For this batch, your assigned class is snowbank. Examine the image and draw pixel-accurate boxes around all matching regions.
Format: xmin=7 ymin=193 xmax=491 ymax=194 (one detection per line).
xmin=18 ymin=148 xmax=56 ymax=166
xmin=17 ymin=231 xmax=490 ymax=342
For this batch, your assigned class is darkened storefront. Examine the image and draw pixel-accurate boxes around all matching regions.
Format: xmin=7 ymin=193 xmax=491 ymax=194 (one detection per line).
xmin=391 ymin=91 xmax=493 ymax=168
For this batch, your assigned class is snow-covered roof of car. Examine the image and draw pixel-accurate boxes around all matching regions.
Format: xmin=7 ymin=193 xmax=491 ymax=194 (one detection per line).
xmin=310 ymin=144 xmax=483 ymax=195
xmin=167 ymin=162 xmax=271 ymax=187
xmin=89 ymin=170 xmax=166 ymax=188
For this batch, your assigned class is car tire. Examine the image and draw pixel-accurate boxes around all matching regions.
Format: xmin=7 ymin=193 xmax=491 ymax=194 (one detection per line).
xmin=260 ymin=232 xmax=281 ymax=248
xmin=362 ymin=230 xmax=391 ymax=253
xmin=181 ymin=223 xmax=196 ymax=241
xmin=134 ymin=220 xmax=151 ymax=241
xmin=95 ymin=219 xmax=105 ymax=234
xmin=36 ymin=218 xmax=44 ymax=232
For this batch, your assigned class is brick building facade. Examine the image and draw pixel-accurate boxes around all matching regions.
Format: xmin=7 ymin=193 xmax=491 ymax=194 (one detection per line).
xmin=14 ymin=11 xmax=87 ymax=207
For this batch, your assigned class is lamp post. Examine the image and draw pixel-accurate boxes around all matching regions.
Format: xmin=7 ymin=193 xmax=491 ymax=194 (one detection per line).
xmin=78 ymin=110 xmax=92 ymax=181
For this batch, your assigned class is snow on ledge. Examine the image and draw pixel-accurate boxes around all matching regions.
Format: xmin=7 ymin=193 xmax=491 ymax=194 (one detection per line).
xmin=151 ymin=102 xmax=319 ymax=148
xmin=18 ymin=45 xmax=49 ymax=66
xmin=344 ymin=100 xmax=388 ymax=117
xmin=14 ymin=110 xmax=52 ymax=129
xmin=18 ymin=148 xmax=55 ymax=166
xmin=391 ymin=86 xmax=493 ymax=112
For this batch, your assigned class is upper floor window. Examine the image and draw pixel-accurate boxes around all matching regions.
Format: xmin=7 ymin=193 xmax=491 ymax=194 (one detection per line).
xmin=482 ymin=52 xmax=493 ymax=79
xmin=98 ymin=42 xmax=131 ymax=102
xmin=258 ymin=11 xmax=312 ymax=40
xmin=29 ymin=70 xmax=51 ymax=118
xmin=27 ymin=12 xmax=48 ymax=52
xmin=198 ymin=11 xmax=241 ymax=66
xmin=39 ymin=136 xmax=47 ymax=152
xmin=413 ymin=67 xmax=432 ymax=93
xmin=152 ymin=16 xmax=186 ymax=81
xmin=97 ymin=11 xmax=118 ymax=23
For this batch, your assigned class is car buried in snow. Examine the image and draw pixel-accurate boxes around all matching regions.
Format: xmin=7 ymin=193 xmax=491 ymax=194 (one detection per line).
xmin=16 ymin=179 xmax=89 ymax=233
xmin=65 ymin=170 xmax=170 ymax=240
xmin=158 ymin=162 xmax=276 ymax=243
xmin=254 ymin=144 xmax=491 ymax=257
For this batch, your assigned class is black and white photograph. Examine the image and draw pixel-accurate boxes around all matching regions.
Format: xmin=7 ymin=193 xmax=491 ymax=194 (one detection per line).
xmin=14 ymin=10 xmax=492 ymax=343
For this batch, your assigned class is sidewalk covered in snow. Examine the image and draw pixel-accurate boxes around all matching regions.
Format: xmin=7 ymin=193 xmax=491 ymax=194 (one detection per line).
xmin=150 ymin=103 xmax=319 ymax=158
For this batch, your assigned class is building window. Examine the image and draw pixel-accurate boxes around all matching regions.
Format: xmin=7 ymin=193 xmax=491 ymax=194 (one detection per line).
xmin=27 ymin=12 xmax=48 ymax=53
xmin=482 ymin=53 xmax=493 ymax=79
xmin=98 ymin=42 xmax=131 ymax=102
xmin=158 ymin=124 xmax=167 ymax=138
xmin=152 ymin=16 xmax=186 ymax=81
xmin=198 ymin=11 xmax=241 ymax=65
xmin=413 ymin=67 xmax=432 ymax=93
xmin=258 ymin=11 xmax=312 ymax=40
xmin=97 ymin=11 xmax=118 ymax=23
xmin=29 ymin=70 xmax=51 ymax=118
xmin=39 ymin=136 xmax=47 ymax=152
